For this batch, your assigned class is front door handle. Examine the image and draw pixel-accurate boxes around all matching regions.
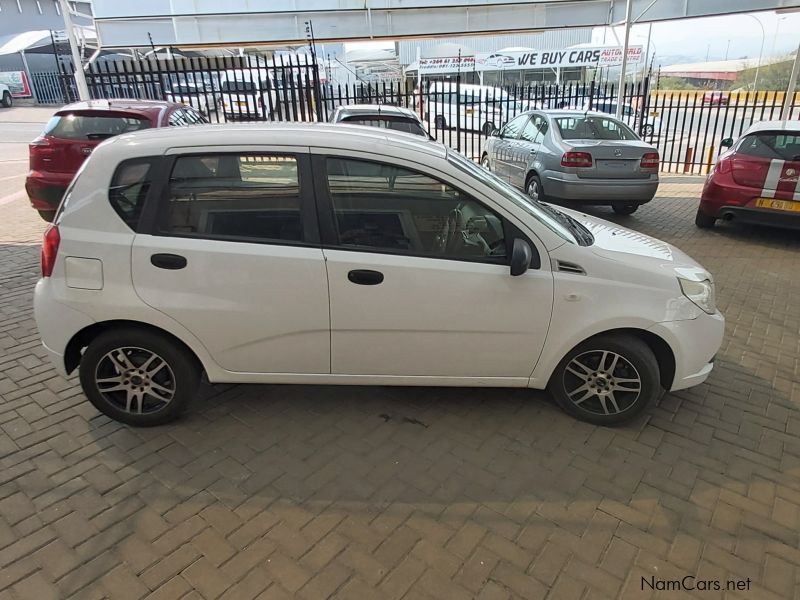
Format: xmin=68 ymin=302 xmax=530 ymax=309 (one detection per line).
xmin=347 ymin=269 xmax=384 ymax=285
xmin=151 ymin=253 xmax=187 ymax=270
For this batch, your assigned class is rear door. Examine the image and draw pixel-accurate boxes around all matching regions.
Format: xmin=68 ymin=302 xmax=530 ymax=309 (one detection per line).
xmin=131 ymin=148 xmax=331 ymax=374
xmin=41 ymin=111 xmax=151 ymax=173
xmin=491 ymin=114 xmax=529 ymax=183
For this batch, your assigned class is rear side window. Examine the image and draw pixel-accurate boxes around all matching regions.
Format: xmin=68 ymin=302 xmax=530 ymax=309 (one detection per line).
xmin=158 ymin=154 xmax=303 ymax=243
xmin=738 ymin=133 xmax=800 ymax=161
xmin=109 ymin=158 xmax=157 ymax=229
xmin=44 ymin=114 xmax=150 ymax=140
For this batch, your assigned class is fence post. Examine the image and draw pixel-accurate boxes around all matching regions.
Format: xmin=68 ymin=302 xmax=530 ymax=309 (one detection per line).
xmin=638 ymin=75 xmax=650 ymax=137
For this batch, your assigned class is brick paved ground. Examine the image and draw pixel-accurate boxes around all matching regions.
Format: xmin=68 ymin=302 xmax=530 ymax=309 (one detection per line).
xmin=1 ymin=181 xmax=799 ymax=600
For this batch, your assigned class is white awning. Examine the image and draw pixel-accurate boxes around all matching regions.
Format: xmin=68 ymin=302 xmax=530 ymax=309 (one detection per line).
xmin=0 ymin=31 xmax=53 ymax=56
xmin=0 ymin=27 xmax=98 ymax=56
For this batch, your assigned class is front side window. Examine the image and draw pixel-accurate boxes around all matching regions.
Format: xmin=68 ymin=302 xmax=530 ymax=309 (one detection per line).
xmin=109 ymin=157 xmax=157 ymax=230
xmin=555 ymin=116 xmax=638 ymax=141
xmin=520 ymin=115 xmax=547 ymax=143
xmin=325 ymin=157 xmax=507 ymax=261
xmin=158 ymin=154 xmax=303 ymax=243
xmin=500 ymin=113 xmax=529 ymax=139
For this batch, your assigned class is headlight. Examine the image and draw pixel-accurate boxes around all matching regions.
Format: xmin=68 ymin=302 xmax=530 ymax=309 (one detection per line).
xmin=678 ymin=277 xmax=716 ymax=314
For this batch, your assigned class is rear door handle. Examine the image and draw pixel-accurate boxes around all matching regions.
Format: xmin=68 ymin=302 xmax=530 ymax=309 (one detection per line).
xmin=151 ymin=253 xmax=187 ymax=270
xmin=347 ymin=269 xmax=384 ymax=285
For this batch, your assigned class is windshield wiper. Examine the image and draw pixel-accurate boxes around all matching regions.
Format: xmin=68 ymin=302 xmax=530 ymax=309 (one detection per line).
xmin=539 ymin=203 xmax=593 ymax=245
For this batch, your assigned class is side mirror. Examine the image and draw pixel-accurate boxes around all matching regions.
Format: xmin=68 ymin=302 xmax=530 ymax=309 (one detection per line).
xmin=720 ymin=137 xmax=733 ymax=149
xmin=510 ymin=238 xmax=532 ymax=276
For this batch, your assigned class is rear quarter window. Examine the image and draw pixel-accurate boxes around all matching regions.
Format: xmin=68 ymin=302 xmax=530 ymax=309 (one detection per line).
xmin=45 ymin=113 xmax=150 ymax=140
xmin=109 ymin=158 xmax=158 ymax=230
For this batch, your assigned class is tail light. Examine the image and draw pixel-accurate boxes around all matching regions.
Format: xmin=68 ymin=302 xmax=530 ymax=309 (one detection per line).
xmin=561 ymin=152 xmax=593 ymax=168
xmin=640 ymin=152 xmax=659 ymax=169
xmin=41 ymin=225 xmax=60 ymax=278
xmin=714 ymin=156 xmax=732 ymax=175
xmin=29 ymin=136 xmax=55 ymax=170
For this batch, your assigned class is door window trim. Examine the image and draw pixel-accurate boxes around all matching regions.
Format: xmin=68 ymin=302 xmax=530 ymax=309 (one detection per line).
xmin=138 ymin=151 xmax=321 ymax=247
xmin=311 ymin=153 xmax=540 ymax=268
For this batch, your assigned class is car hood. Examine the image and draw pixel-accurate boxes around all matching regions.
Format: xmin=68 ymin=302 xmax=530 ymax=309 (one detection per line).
xmin=551 ymin=205 xmax=711 ymax=282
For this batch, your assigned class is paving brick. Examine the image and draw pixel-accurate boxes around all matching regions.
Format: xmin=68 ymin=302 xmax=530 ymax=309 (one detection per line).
xmin=0 ymin=180 xmax=800 ymax=599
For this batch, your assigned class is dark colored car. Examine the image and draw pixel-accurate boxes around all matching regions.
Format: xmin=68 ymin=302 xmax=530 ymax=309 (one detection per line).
xmin=330 ymin=104 xmax=431 ymax=138
xmin=697 ymin=120 xmax=800 ymax=229
xmin=27 ymin=99 xmax=207 ymax=221
xmin=702 ymin=91 xmax=728 ymax=106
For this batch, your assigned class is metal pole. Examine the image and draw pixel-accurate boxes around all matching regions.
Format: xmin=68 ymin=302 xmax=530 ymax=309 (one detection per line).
xmin=644 ymin=22 xmax=652 ymax=76
xmin=57 ymin=0 xmax=89 ymax=100
xmin=781 ymin=42 xmax=800 ymax=121
xmin=745 ymin=14 xmax=765 ymax=92
xmin=615 ymin=0 xmax=633 ymax=118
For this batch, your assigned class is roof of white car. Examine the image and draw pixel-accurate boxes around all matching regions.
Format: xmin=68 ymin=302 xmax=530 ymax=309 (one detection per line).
xmin=109 ymin=122 xmax=446 ymax=158
xmin=743 ymin=120 xmax=800 ymax=135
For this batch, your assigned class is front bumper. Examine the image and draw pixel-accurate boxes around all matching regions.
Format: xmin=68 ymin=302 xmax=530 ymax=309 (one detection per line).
xmin=648 ymin=310 xmax=725 ymax=391
xmin=544 ymin=172 xmax=659 ymax=203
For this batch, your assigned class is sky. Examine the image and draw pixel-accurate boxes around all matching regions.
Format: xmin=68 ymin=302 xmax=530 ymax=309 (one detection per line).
xmin=344 ymin=10 xmax=800 ymax=67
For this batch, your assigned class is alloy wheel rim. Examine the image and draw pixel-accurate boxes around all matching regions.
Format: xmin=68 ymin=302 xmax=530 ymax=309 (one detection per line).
xmin=527 ymin=179 xmax=539 ymax=201
xmin=562 ymin=350 xmax=641 ymax=416
xmin=94 ymin=347 xmax=176 ymax=414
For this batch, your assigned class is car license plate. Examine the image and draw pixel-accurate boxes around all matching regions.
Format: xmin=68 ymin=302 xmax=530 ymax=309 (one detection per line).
xmin=755 ymin=198 xmax=800 ymax=212
xmin=598 ymin=160 xmax=631 ymax=169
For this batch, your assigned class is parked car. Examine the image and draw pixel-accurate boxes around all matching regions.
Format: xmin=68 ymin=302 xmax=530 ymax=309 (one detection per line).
xmin=702 ymin=91 xmax=728 ymax=106
xmin=220 ymin=69 xmax=276 ymax=120
xmin=481 ymin=110 xmax=660 ymax=215
xmin=34 ymin=123 xmax=723 ymax=427
xmin=0 ymin=83 xmax=11 ymax=108
xmin=165 ymin=81 xmax=219 ymax=114
xmin=330 ymin=104 xmax=431 ymax=138
xmin=26 ymin=99 xmax=207 ymax=222
xmin=696 ymin=120 xmax=800 ymax=229
xmin=578 ymin=99 xmax=661 ymax=137
xmin=426 ymin=82 xmax=527 ymax=134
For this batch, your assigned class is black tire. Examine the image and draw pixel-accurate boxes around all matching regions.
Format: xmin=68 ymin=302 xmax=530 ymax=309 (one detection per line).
xmin=548 ymin=334 xmax=661 ymax=425
xmin=525 ymin=173 xmax=545 ymax=202
xmin=37 ymin=209 xmax=56 ymax=222
xmin=695 ymin=208 xmax=716 ymax=228
xmin=481 ymin=121 xmax=495 ymax=135
xmin=481 ymin=154 xmax=491 ymax=171
xmin=79 ymin=328 xmax=200 ymax=426
xmin=434 ymin=115 xmax=447 ymax=129
xmin=1 ymin=92 xmax=11 ymax=108
xmin=612 ymin=202 xmax=639 ymax=215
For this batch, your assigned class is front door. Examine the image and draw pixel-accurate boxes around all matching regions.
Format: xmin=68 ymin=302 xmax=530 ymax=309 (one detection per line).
xmin=315 ymin=154 xmax=554 ymax=379
xmin=131 ymin=150 xmax=330 ymax=374
xmin=492 ymin=113 xmax=529 ymax=183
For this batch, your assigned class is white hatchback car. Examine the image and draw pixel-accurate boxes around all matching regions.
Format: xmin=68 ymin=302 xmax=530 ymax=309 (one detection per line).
xmin=34 ymin=124 xmax=724 ymax=427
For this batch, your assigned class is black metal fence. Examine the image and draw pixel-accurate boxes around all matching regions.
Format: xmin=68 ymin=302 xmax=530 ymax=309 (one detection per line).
xmin=43 ymin=54 xmax=800 ymax=174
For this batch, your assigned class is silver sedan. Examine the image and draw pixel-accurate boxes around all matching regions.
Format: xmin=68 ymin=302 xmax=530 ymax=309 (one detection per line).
xmin=481 ymin=110 xmax=659 ymax=215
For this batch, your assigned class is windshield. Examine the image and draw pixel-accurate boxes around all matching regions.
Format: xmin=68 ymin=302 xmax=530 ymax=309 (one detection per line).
xmin=738 ymin=132 xmax=800 ymax=161
xmin=44 ymin=114 xmax=150 ymax=140
xmin=340 ymin=115 xmax=428 ymax=137
xmin=555 ymin=116 xmax=638 ymax=141
xmin=446 ymin=150 xmax=580 ymax=244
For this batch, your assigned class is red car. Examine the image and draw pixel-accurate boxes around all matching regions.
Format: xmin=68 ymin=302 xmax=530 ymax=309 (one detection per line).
xmin=27 ymin=99 xmax=208 ymax=221
xmin=702 ymin=91 xmax=728 ymax=105
xmin=697 ymin=120 xmax=800 ymax=229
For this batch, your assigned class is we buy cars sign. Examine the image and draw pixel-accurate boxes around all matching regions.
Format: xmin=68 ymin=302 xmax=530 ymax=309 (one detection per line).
xmin=475 ymin=46 xmax=643 ymax=71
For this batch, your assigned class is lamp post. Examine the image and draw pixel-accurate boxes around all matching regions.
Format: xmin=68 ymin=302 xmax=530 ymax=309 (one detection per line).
xmin=744 ymin=14 xmax=766 ymax=92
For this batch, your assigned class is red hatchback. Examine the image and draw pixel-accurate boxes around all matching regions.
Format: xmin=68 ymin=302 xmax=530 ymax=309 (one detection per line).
xmin=27 ymin=99 xmax=207 ymax=221
xmin=697 ymin=121 xmax=800 ymax=230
